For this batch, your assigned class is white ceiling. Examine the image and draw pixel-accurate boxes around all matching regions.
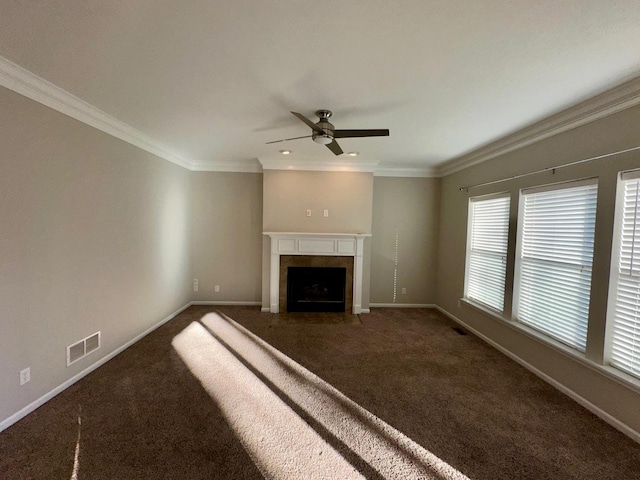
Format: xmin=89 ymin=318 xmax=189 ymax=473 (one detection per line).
xmin=1 ymin=1 xmax=640 ymax=174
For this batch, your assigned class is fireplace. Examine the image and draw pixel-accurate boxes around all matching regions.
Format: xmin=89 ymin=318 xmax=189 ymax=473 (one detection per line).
xmin=279 ymin=255 xmax=353 ymax=313
xmin=287 ymin=266 xmax=347 ymax=312
xmin=264 ymin=232 xmax=371 ymax=314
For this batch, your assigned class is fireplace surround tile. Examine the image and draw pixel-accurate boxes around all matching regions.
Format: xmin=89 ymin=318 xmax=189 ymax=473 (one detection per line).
xmin=280 ymin=256 xmax=354 ymax=313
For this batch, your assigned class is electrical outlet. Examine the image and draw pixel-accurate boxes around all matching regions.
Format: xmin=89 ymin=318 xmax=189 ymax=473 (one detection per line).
xmin=20 ymin=367 xmax=30 ymax=385
xmin=323 ymin=209 xmax=329 ymax=217
xmin=214 ymin=285 xmax=220 ymax=292
xmin=193 ymin=279 xmax=199 ymax=292
xmin=306 ymin=209 xmax=311 ymax=217
xmin=401 ymin=287 xmax=407 ymax=295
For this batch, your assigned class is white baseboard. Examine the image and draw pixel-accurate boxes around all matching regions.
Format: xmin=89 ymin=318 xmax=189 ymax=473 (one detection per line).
xmin=191 ymin=301 xmax=261 ymax=306
xmin=369 ymin=303 xmax=436 ymax=308
xmin=435 ymin=305 xmax=640 ymax=444
xmin=0 ymin=302 xmax=192 ymax=433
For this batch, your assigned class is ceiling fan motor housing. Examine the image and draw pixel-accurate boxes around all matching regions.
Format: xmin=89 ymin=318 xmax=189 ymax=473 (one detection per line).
xmin=312 ymin=109 xmax=335 ymax=144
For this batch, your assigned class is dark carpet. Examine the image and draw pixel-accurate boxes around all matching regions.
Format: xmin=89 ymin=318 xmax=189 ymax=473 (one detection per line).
xmin=1 ymin=306 xmax=639 ymax=479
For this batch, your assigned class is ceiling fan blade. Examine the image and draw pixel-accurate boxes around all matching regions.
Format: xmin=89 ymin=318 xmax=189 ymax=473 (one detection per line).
xmin=326 ymin=140 xmax=343 ymax=156
xmin=333 ymin=129 xmax=389 ymax=138
xmin=291 ymin=111 xmax=325 ymax=133
xmin=265 ymin=135 xmax=312 ymax=144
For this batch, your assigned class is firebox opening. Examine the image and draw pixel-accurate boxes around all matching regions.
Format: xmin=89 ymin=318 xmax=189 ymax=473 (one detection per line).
xmin=287 ymin=267 xmax=347 ymax=312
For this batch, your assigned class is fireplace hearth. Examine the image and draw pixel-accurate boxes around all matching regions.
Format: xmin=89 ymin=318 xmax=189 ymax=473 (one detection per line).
xmin=287 ymin=267 xmax=346 ymax=312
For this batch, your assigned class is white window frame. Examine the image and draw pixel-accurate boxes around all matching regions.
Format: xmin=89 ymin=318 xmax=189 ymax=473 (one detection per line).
xmin=464 ymin=192 xmax=510 ymax=313
xmin=605 ymin=169 xmax=640 ymax=380
xmin=513 ymin=178 xmax=598 ymax=352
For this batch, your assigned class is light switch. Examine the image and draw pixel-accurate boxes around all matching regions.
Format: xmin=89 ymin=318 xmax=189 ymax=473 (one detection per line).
xmin=306 ymin=209 xmax=311 ymax=217
xmin=323 ymin=209 xmax=329 ymax=217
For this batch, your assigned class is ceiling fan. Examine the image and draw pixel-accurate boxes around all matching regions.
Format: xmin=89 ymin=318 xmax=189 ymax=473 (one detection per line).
xmin=266 ymin=110 xmax=389 ymax=156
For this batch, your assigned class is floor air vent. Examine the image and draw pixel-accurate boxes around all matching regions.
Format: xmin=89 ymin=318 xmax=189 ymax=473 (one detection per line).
xmin=67 ymin=332 xmax=101 ymax=366
xmin=452 ymin=326 xmax=468 ymax=336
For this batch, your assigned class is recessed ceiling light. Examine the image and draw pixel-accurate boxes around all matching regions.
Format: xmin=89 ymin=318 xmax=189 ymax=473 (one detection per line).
xmin=280 ymin=150 xmax=291 ymax=155
xmin=348 ymin=151 xmax=359 ymax=157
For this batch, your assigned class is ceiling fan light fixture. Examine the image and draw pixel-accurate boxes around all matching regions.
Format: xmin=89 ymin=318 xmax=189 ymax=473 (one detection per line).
xmin=312 ymin=134 xmax=333 ymax=145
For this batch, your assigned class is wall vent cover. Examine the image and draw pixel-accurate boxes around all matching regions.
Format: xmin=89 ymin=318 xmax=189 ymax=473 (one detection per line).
xmin=67 ymin=331 xmax=101 ymax=366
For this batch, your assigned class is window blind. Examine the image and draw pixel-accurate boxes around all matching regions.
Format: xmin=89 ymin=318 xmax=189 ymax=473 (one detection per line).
xmin=609 ymin=175 xmax=640 ymax=378
xmin=517 ymin=181 xmax=598 ymax=351
xmin=466 ymin=195 xmax=510 ymax=311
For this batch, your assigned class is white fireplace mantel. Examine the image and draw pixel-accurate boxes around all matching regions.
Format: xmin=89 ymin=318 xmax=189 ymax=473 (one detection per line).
xmin=263 ymin=232 xmax=371 ymax=314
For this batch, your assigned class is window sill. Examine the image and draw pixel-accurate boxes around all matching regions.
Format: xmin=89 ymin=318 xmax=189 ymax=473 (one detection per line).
xmin=459 ymin=298 xmax=640 ymax=395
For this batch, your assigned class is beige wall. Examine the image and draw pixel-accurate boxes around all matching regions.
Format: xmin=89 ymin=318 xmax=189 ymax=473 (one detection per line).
xmin=0 ymin=87 xmax=192 ymax=425
xmin=370 ymin=177 xmax=440 ymax=305
xmin=436 ymin=104 xmax=640 ymax=436
xmin=191 ymin=172 xmax=263 ymax=302
xmin=262 ymin=170 xmax=373 ymax=234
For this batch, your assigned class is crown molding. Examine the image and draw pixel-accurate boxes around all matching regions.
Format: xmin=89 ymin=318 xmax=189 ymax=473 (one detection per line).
xmin=0 ymin=55 xmax=196 ymax=170
xmin=7 ymin=53 xmax=638 ymax=179
xmin=374 ymin=165 xmax=439 ymax=178
xmin=436 ymin=75 xmax=640 ymax=177
xmin=0 ymin=56 xmax=413 ymax=177
xmin=258 ymin=156 xmax=379 ymax=173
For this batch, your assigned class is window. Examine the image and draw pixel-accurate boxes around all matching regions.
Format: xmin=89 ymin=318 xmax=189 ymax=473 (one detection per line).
xmin=607 ymin=171 xmax=640 ymax=379
xmin=465 ymin=194 xmax=510 ymax=312
xmin=514 ymin=180 xmax=598 ymax=351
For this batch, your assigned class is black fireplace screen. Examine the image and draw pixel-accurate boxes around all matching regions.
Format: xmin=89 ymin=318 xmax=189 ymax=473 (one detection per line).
xmin=287 ymin=267 xmax=347 ymax=312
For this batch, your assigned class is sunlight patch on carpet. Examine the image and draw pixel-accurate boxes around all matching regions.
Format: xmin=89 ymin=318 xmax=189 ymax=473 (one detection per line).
xmin=172 ymin=312 xmax=470 ymax=480
xmin=172 ymin=321 xmax=363 ymax=479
